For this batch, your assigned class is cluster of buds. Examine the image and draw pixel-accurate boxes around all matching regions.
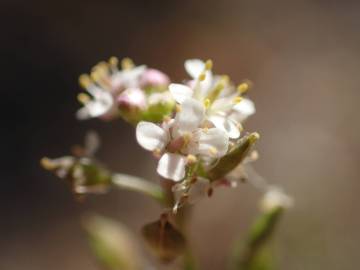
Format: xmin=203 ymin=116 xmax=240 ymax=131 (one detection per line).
xmin=77 ymin=57 xmax=174 ymax=123
xmin=41 ymin=132 xmax=111 ymax=195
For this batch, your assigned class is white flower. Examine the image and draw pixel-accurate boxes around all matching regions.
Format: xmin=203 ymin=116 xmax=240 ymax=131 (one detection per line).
xmin=76 ymin=58 xmax=148 ymax=120
xmin=260 ymin=186 xmax=293 ymax=212
xmin=76 ymin=78 xmax=114 ymax=120
xmin=169 ymin=59 xmax=255 ymax=139
xmin=136 ymin=98 xmax=229 ymax=181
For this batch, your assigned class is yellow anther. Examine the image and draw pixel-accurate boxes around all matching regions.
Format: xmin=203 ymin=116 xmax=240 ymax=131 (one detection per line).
xmin=198 ymin=72 xmax=206 ymax=81
xmin=77 ymin=93 xmax=91 ymax=104
xmin=175 ymin=104 xmax=182 ymax=113
xmin=233 ymin=96 xmax=243 ymax=104
xmin=121 ymin=57 xmax=134 ymax=70
xmin=183 ymin=132 xmax=192 ymax=145
xmin=94 ymin=61 xmax=108 ymax=70
xmin=209 ymin=147 xmax=218 ymax=156
xmin=186 ymin=154 xmax=197 ymax=164
xmin=237 ymin=81 xmax=251 ymax=94
xmin=79 ymin=74 xmax=92 ymax=89
xmin=221 ymin=75 xmax=230 ymax=85
xmin=109 ymin=56 xmax=119 ymax=67
xmin=236 ymin=122 xmax=244 ymax=131
xmin=204 ymin=98 xmax=211 ymax=108
xmin=205 ymin=59 xmax=213 ymax=70
xmin=206 ymin=81 xmax=225 ymax=104
xmin=90 ymin=70 xmax=102 ymax=82
xmin=40 ymin=157 xmax=56 ymax=170
xmin=249 ymin=132 xmax=260 ymax=143
xmin=153 ymin=148 xmax=162 ymax=157
xmin=203 ymin=127 xmax=209 ymax=133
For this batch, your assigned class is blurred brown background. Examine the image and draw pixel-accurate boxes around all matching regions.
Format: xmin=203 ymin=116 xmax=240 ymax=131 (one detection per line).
xmin=1 ymin=0 xmax=360 ymax=269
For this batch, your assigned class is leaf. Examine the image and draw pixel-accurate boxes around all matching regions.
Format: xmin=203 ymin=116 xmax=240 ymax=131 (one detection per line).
xmin=142 ymin=215 xmax=186 ymax=263
xmin=83 ymin=214 xmax=143 ymax=270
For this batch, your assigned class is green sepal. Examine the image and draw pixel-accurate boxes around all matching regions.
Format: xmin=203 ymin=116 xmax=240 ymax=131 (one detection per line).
xmin=206 ymin=132 xmax=259 ymax=181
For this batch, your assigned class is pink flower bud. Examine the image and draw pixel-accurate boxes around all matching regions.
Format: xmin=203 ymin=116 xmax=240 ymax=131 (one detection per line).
xmin=140 ymin=69 xmax=170 ymax=88
xmin=117 ymin=88 xmax=147 ymax=110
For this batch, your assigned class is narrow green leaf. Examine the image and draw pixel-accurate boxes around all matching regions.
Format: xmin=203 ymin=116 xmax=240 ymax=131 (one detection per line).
xmin=83 ymin=214 xmax=143 ymax=270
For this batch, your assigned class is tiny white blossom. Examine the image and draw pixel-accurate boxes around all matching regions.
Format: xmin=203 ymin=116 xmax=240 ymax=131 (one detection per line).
xmin=136 ymin=98 xmax=229 ymax=181
xmin=260 ymin=186 xmax=293 ymax=212
xmin=169 ymin=59 xmax=255 ymax=139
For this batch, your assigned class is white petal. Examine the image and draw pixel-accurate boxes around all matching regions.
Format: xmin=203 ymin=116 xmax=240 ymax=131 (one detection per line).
xmin=192 ymin=128 xmax=229 ymax=157
xmin=157 ymin=153 xmax=186 ymax=181
xmin=208 ymin=115 xmax=241 ymax=139
xmin=232 ymin=98 xmax=256 ymax=122
xmin=111 ymin=65 xmax=147 ymax=89
xmin=169 ymin=83 xmax=194 ymax=103
xmin=175 ymin=98 xmax=205 ymax=133
xmin=184 ymin=59 xmax=205 ymax=79
xmin=136 ymin=122 xmax=169 ymax=151
xmin=76 ymin=93 xmax=114 ymax=120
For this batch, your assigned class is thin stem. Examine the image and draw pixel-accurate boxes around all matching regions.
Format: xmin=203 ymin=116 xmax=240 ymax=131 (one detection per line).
xmin=231 ymin=207 xmax=283 ymax=270
xmin=111 ymin=173 xmax=166 ymax=204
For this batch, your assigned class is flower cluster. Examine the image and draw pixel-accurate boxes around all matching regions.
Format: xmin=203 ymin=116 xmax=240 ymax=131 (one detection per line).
xmin=41 ymin=56 xmax=293 ymax=268
xmin=136 ymin=59 xmax=255 ymax=183
xmin=77 ymin=57 xmax=174 ymax=123
xmin=44 ymin=57 xmax=259 ymax=207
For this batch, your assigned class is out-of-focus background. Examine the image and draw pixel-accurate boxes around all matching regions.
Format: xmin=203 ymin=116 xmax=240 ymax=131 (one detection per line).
xmin=2 ymin=0 xmax=360 ymax=269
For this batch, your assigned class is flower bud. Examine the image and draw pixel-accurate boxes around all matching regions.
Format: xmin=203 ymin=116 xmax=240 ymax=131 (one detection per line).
xmin=41 ymin=156 xmax=111 ymax=195
xmin=141 ymin=92 xmax=175 ymax=123
xmin=117 ymin=88 xmax=147 ymax=124
xmin=140 ymin=68 xmax=170 ymax=90
xmin=260 ymin=187 xmax=293 ymax=213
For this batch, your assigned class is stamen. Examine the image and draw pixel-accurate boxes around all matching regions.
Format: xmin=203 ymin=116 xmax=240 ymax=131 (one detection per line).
xmin=183 ymin=132 xmax=192 ymax=145
xmin=175 ymin=104 xmax=182 ymax=113
xmin=209 ymin=146 xmax=218 ymax=156
xmin=249 ymin=132 xmax=260 ymax=143
xmin=237 ymin=81 xmax=252 ymax=94
xmin=206 ymin=81 xmax=225 ymax=104
xmin=40 ymin=157 xmax=56 ymax=170
xmin=221 ymin=75 xmax=230 ymax=84
xmin=186 ymin=154 xmax=197 ymax=164
xmin=198 ymin=72 xmax=206 ymax=81
xmin=204 ymin=98 xmax=211 ymax=109
xmin=121 ymin=57 xmax=134 ymax=70
xmin=90 ymin=69 xmax=111 ymax=90
xmin=153 ymin=148 xmax=162 ymax=158
xmin=236 ymin=122 xmax=244 ymax=131
xmin=77 ymin=93 xmax=91 ymax=104
xmin=205 ymin=59 xmax=213 ymax=70
xmin=79 ymin=74 xmax=92 ymax=89
xmin=233 ymin=96 xmax=243 ymax=104
xmin=108 ymin=56 xmax=119 ymax=68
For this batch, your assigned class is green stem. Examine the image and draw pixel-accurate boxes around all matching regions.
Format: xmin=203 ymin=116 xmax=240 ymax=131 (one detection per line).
xmin=111 ymin=173 xmax=166 ymax=204
xmin=231 ymin=207 xmax=283 ymax=270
